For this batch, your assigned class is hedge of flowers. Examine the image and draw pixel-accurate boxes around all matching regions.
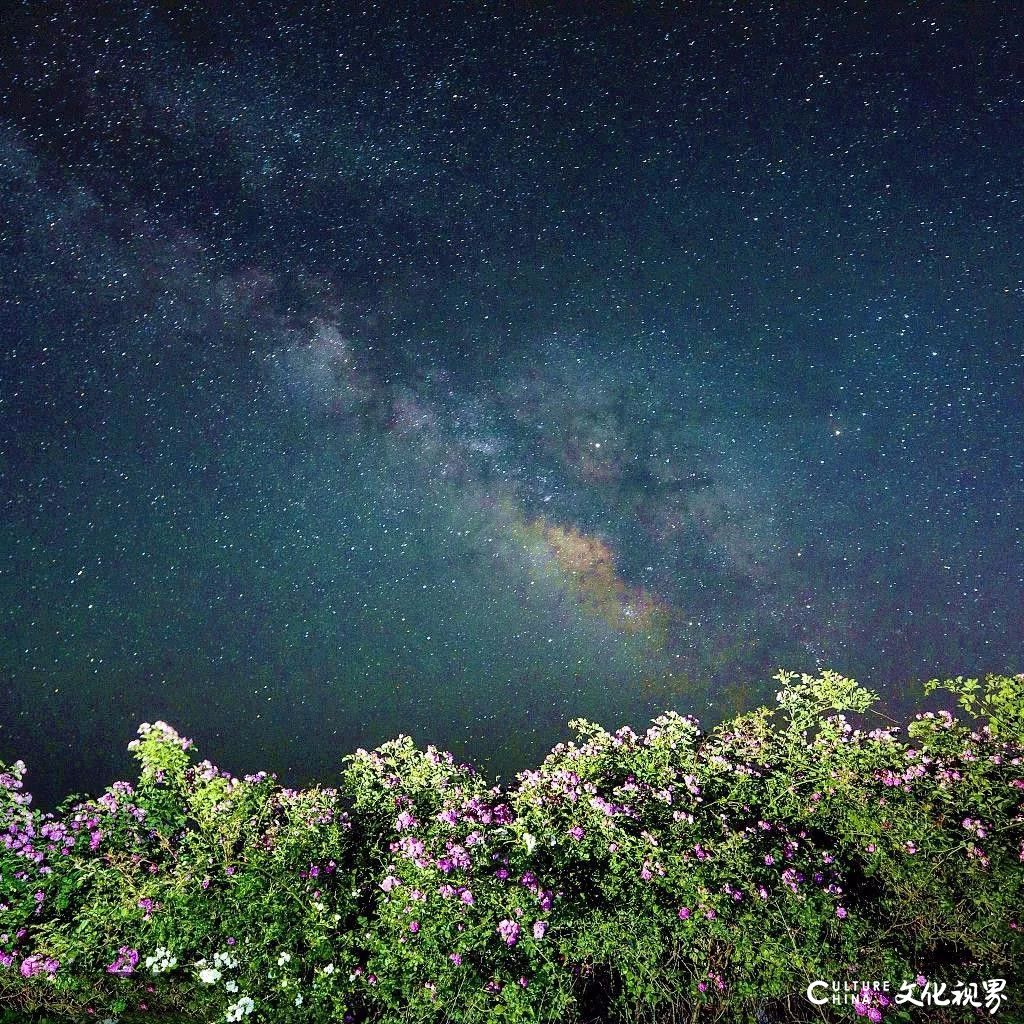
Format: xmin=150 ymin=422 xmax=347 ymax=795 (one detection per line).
xmin=1 ymin=670 xmax=1022 ymax=1023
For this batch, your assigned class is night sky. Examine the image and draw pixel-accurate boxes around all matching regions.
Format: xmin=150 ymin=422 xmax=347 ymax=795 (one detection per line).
xmin=2 ymin=3 xmax=1022 ymax=807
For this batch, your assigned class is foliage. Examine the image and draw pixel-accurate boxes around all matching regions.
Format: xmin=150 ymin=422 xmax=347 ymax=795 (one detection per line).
xmin=1 ymin=672 xmax=1022 ymax=1022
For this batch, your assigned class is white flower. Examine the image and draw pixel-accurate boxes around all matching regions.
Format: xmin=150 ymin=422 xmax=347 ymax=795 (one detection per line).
xmin=277 ymin=952 xmax=291 ymax=966
xmin=294 ymin=992 xmax=303 ymax=1007
xmin=145 ymin=947 xmax=178 ymax=975
xmin=523 ymin=832 xmax=537 ymax=854
xmin=225 ymin=995 xmax=255 ymax=1021
xmin=199 ymin=967 xmax=222 ymax=985
xmin=322 ymin=963 xmax=335 ymax=975
xmin=225 ymin=980 xmax=238 ymax=993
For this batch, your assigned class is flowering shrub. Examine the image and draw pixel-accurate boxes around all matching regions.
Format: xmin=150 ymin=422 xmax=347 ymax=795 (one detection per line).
xmin=1 ymin=671 xmax=1022 ymax=1022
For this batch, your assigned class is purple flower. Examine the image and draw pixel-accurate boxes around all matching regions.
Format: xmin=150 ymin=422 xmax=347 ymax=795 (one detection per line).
xmin=836 ymin=907 xmax=848 ymax=919
xmin=106 ymin=946 xmax=139 ymax=976
xmin=409 ymin=921 xmax=420 ymax=934
xmin=449 ymin=953 xmax=462 ymax=965
xmin=678 ymin=907 xmax=691 ymax=920
xmin=19 ymin=955 xmax=58 ymax=978
xmin=532 ymin=920 xmax=547 ymax=940
xmin=568 ymin=826 xmax=584 ymax=841
xmin=444 ymin=844 xmax=471 ymax=870
xmin=497 ymin=920 xmax=520 ymax=946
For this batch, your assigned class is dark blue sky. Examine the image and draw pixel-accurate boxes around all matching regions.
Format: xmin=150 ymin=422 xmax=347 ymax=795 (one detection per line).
xmin=1 ymin=2 xmax=1022 ymax=806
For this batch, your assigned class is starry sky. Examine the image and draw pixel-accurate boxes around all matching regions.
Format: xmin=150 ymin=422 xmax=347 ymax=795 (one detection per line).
xmin=2 ymin=2 xmax=1022 ymax=806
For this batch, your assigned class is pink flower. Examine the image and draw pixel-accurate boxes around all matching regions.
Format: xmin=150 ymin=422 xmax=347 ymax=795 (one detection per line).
xmin=836 ymin=907 xmax=848 ymax=919
xmin=678 ymin=907 xmax=691 ymax=920
xmin=497 ymin=919 xmax=520 ymax=946
xmin=409 ymin=921 xmax=420 ymax=933
xmin=532 ymin=920 xmax=547 ymax=940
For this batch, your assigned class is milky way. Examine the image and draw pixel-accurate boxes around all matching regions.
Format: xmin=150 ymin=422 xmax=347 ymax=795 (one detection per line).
xmin=1 ymin=4 xmax=1022 ymax=805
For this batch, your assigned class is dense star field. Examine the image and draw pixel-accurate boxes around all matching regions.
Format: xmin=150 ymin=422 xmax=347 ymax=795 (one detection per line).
xmin=1 ymin=3 xmax=1022 ymax=807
